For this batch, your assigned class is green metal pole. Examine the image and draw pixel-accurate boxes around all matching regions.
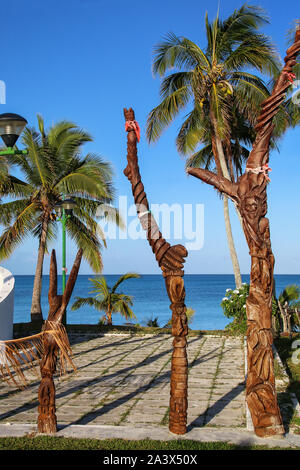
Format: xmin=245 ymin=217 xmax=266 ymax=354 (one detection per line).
xmin=62 ymin=207 xmax=67 ymax=294
xmin=61 ymin=192 xmax=67 ymax=325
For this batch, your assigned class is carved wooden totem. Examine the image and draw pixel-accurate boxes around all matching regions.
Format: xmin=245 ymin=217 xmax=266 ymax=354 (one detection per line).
xmin=187 ymin=29 xmax=300 ymax=437
xmin=124 ymin=108 xmax=188 ymax=434
xmin=38 ymin=249 xmax=82 ymax=433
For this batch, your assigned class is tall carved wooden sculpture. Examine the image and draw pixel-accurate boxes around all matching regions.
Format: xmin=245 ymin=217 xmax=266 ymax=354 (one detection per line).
xmin=38 ymin=248 xmax=82 ymax=433
xmin=187 ymin=29 xmax=300 ymax=437
xmin=124 ymin=108 xmax=188 ymax=434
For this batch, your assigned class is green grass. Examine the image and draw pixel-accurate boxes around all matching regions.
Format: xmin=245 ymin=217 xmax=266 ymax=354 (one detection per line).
xmin=274 ymin=334 xmax=300 ymax=432
xmin=13 ymin=322 xmax=229 ymax=339
xmin=0 ymin=436 xmax=298 ymax=450
xmin=273 ymin=359 xmax=287 ymax=380
xmin=274 ymin=334 xmax=300 ymax=402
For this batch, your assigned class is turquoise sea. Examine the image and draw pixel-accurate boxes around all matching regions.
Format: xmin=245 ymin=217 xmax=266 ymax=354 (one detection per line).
xmin=13 ymin=274 xmax=300 ymax=330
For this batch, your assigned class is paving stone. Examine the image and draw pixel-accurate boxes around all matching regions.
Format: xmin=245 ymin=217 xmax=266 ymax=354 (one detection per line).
xmin=0 ymin=334 xmax=250 ymax=430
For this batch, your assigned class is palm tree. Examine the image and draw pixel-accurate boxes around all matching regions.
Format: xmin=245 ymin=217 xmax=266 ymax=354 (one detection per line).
xmin=71 ymin=273 xmax=140 ymax=325
xmin=146 ymin=5 xmax=282 ymax=288
xmin=0 ymin=116 xmax=122 ymax=322
xmin=185 ymin=107 xmax=253 ymax=287
xmin=277 ymin=284 xmax=300 ymax=335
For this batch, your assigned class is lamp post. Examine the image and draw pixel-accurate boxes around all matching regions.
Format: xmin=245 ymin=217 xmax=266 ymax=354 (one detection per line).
xmin=54 ymin=197 xmax=76 ymax=324
xmin=0 ymin=113 xmax=28 ymax=155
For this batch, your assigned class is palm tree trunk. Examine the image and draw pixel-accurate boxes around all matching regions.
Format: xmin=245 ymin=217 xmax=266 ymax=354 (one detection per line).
xmin=106 ymin=307 xmax=112 ymax=325
xmin=30 ymin=213 xmax=50 ymax=322
xmin=223 ymin=196 xmax=242 ymax=289
xmin=277 ymin=300 xmax=288 ymax=333
xmin=210 ymin=114 xmax=242 ymax=289
xmin=213 ymin=130 xmax=244 ymax=222
xmin=285 ymin=306 xmax=292 ymax=339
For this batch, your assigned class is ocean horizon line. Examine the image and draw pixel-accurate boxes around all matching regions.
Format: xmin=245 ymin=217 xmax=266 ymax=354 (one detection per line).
xmin=12 ymin=273 xmax=300 ymax=329
xmin=13 ymin=273 xmax=300 ymax=276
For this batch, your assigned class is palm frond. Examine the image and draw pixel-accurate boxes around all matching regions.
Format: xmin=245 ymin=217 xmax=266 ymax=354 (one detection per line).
xmin=21 ymin=127 xmax=51 ymax=187
xmin=0 ymin=323 xmax=75 ymax=389
xmin=159 ymin=71 xmax=193 ymax=100
xmin=66 ymin=215 xmax=103 ymax=272
xmin=152 ymin=32 xmax=208 ymax=77
xmin=112 ymin=299 xmax=136 ymax=320
xmin=224 ymin=34 xmax=281 ymax=76
xmin=146 ymin=86 xmax=191 ymax=142
xmin=112 ymin=273 xmax=141 ymax=293
xmin=71 ymin=296 xmax=106 ymax=311
xmin=55 ymin=153 xmax=115 ymax=201
xmin=0 ymin=202 xmax=39 ymax=260
xmin=185 ymin=144 xmax=214 ymax=170
xmin=89 ymin=276 xmax=110 ymax=298
xmin=176 ymin=107 xmax=209 ymax=155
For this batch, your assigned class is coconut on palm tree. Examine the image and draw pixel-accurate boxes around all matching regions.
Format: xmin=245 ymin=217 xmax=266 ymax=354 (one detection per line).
xmin=0 ymin=115 xmax=122 ymax=322
xmin=146 ymin=4 xmax=282 ymax=288
xmin=71 ymin=273 xmax=141 ymax=325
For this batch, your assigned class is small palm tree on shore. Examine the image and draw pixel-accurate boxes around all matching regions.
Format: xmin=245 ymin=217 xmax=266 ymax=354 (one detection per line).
xmin=71 ymin=273 xmax=140 ymax=325
xmin=277 ymin=284 xmax=300 ymax=335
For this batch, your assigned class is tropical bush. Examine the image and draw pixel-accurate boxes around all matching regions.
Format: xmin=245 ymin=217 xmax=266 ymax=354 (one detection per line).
xmin=146 ymin=316 xmax=160 ymax=328
xmin=164 ymin=307 xmax=195 ymax=329
xmin=221 ymin=284 xmax=249 ymax=335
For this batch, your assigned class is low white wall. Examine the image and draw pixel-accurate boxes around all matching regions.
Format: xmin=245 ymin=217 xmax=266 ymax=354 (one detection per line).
xmin=0 ymin=267 xmax=15 ymax=340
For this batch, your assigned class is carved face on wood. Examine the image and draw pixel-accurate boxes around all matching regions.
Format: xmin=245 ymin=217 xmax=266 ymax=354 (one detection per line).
xmin=244 ymin=197 xmax=260 ymax=220
xmin=236 ymin=174 xmax=268 ymax=248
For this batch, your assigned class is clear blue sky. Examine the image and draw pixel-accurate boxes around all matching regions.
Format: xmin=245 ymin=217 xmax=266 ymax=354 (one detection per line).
xmin=0 ymin=0 xmax=299 ymax=275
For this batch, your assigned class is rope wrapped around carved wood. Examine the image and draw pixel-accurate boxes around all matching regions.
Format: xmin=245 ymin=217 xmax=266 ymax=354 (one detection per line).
xmin=124 ymin=108 xmax=187 ymax=274
xmin=0 ymin=322 xmax=75 ymax=389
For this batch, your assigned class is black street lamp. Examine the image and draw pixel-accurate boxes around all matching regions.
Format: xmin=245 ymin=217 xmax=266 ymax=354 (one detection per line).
xmin=0 ymin=113 xmax=28 ymax=154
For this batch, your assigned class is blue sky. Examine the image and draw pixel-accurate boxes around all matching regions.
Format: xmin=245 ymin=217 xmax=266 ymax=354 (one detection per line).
xmin=0 ymin=0 xmax=299 ymax=275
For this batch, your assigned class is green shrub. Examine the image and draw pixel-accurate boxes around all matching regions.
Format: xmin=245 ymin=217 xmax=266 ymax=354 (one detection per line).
xmin=221 ymin=284 xmax=249 ymax=335
xmin=146 ymin=316 xmax=160 ymax=327
xmin=98 ymin=315 xmax=107 ymax=326
xmin=164 ymin=307 xmax=195 ymax=328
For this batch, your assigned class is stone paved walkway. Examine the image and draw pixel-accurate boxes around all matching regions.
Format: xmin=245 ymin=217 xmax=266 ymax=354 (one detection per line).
xmin=0 ymin=334 xmax=246 ymax=429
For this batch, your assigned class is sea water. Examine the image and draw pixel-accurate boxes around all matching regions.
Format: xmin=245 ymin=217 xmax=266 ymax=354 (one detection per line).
xmin=13 ymin=274 xmax=300 ymax=330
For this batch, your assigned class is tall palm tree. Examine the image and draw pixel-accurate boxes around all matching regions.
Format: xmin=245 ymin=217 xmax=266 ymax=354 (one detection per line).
xmin=146 ymin=5 xmax=282 ymax=287
xmin=71 ymin=273 xmax=140 ymax=325
xmin=0 ymin=116 xmax=122 ymax=322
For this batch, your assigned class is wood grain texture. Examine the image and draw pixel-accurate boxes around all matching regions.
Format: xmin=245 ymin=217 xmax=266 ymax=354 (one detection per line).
xmin=124 ymin=108 xmax=188 ymax=434
xmin=37 ymin=249 xmax=82 ymax=434
xmin=187 ymin=28 xmax=300 ymax=437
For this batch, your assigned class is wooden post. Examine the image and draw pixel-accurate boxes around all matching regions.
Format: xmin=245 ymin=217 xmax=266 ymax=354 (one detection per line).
xmin=37 ymin=249 xmax=82 ymax=433
xmin=187 ymin=28 xmax=300 ymax=437
xmin=124 ymin=108 xmax=188 ymax=434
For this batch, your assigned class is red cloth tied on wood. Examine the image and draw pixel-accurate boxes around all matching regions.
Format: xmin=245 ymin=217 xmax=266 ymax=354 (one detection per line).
xmin=125 ymin=120 xmax=141 ymax=142
xmin=246 ymin=163 xmax=272 ymax=182
xmin=283 ymin=71 xmax=296 ymax=83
